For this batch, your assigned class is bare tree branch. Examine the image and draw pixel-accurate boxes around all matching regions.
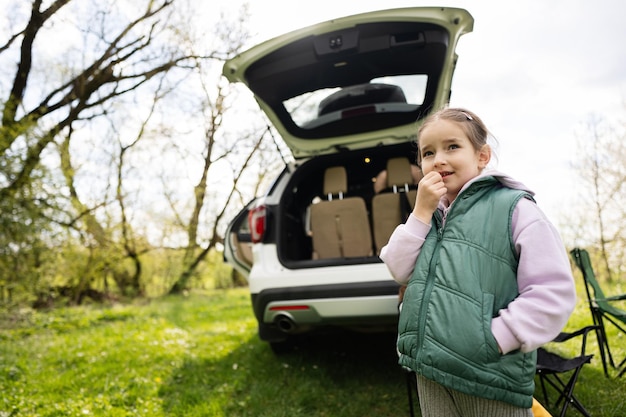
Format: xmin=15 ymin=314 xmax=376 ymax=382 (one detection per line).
xmin=1 ymin=0 xmax=72 ymax=128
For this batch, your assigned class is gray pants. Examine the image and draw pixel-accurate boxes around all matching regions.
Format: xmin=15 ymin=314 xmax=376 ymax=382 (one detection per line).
xmin=415 ymin=374 xmax=533 ymax=417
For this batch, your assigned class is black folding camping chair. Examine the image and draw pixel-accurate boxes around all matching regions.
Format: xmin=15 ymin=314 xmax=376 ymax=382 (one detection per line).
xmin=536 ymin=326 xmax=597 ymax=417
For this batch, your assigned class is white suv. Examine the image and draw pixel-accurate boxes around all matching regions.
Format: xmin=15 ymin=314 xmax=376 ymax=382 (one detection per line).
xmin=223 ymin=7 xmax=474 ymax=351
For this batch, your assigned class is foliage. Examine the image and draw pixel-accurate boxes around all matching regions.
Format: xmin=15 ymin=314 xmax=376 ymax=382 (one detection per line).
xmin=1 ymin=285 xmax=626 ymax=417
xmin=0 ymin=164 xmax=58 ymax=306
xmin=0 ymin=1 xmax=271 ymax=305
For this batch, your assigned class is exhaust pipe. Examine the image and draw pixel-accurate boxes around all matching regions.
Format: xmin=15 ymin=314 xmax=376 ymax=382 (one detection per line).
xmin=274 ymin=314 xmax=297 ymax=333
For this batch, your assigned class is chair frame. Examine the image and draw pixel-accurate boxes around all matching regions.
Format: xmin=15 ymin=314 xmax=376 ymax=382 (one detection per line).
xmin=570 ymin=247 xmax=626 ymax=378
xmin=536 ymin=325 xmax=598 ymax=417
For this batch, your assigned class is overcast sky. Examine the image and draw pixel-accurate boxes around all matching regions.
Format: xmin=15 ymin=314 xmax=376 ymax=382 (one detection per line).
xmin=223 ymin=0 xmax=626 ymax=226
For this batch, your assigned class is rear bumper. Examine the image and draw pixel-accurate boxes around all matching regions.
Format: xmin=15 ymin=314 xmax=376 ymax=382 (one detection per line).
xmin=252 ymin=280 xmax=401 ymax=328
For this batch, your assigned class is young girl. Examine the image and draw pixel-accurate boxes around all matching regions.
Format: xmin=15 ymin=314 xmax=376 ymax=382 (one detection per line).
xmin=380 ymin=107 xmax=576 ymax=417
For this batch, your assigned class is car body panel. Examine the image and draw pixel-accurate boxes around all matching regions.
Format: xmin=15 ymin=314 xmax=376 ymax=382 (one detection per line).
xmin=248 ymin=243 xmax=395 ymax=293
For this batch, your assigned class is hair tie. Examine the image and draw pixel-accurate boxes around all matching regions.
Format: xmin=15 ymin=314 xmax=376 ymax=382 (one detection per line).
xmin=461 ymin=111 xmax=473 ymax=121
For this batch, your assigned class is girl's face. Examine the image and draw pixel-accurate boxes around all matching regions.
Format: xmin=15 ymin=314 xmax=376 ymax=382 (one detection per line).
xmin=418 ymin=118 xmax=491 ymax=202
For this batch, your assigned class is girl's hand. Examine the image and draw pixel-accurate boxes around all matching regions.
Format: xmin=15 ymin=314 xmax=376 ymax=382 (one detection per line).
xmin=412 ymin=171 xmax=446 ymax=224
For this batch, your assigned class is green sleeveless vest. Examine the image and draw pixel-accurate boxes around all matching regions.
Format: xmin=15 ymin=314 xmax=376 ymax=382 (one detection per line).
xmin=397 ymin=176 xmax=536 ymax=408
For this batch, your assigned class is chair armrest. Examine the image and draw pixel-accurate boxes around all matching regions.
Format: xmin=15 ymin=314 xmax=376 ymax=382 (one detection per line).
xmin=553 ymin=325 xmax=598 ymax=343
xmin=551 ymin=325 xmax=599 ymax=357
xmin=602 ymin=293 xmax=626 ymax=302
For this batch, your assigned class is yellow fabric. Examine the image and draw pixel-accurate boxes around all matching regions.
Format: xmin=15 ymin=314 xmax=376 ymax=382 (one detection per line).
xmin=532 ymin=398 xmax=552 ymax=417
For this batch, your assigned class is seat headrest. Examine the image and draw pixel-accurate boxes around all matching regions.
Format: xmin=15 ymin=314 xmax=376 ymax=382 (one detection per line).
xmin=386 ymin=157 xmax=413 ymax=188
xmin=323 ymin=166 xmax=347 ymax=198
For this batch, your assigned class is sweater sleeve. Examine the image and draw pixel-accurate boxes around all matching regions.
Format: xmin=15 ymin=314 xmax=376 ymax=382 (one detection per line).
xmin=379 ymin=214 xmax=432 ymax=285
xmin=491 ymin=197 xmax=577 ymax=354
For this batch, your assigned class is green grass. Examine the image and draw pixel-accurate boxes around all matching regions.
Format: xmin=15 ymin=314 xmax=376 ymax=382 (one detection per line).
xmin=1 ymin=285 xmax=625 ymax=416
xmin=0 ymin=289 xmax=408 ymax=416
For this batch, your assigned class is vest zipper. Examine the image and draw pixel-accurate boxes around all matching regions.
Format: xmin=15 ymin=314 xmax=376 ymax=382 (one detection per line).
xmin=415 ymin=212 xmax=444 ymax=365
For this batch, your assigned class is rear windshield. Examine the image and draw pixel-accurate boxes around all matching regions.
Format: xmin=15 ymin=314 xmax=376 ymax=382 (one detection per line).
xmin=284 ymin=75 xmax=427 ymax=129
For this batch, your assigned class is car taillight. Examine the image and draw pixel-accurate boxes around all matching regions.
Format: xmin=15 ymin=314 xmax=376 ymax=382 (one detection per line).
xmin=248 ymin=205 xmax=266 ymax=243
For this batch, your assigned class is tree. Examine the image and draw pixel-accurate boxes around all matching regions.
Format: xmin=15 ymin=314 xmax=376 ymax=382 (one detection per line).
xmin=0 ymin=0 xmax=262 ymax=304
xmin=2 ymin=1 xmax=201 ymax=197
xmin=568 ymin=113 xmax=626 ymax=282
xmin=167 ymin=65 xmax=282 ymax=294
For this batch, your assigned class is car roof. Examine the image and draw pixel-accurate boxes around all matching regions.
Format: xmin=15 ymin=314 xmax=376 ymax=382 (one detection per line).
xmin=223 ymin=7 xmax=474 ymax=159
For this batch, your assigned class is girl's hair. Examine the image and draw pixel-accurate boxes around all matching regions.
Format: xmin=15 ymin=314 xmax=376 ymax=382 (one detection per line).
xmin=415 ymin=107 xmax=491 ymax=167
